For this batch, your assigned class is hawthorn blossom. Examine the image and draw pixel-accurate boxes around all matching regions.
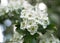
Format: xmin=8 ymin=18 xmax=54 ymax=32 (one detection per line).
xmin=20 ymin=8 xmax=38 ymax=35
xmin=35 ymin=2 xmax=50 ymax=28
xmin=20 ymin=9 xmax=36 ymax=20
xmin=20 ymin=2 xmax=50 ymax=35
xmin=27 ymin=25 xmax=38 ymax=35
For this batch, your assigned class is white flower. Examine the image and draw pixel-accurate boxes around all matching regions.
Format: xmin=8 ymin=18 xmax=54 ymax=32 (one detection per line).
xmin=26 ymin=20 xmax=37 ymax=28
xmin=35 ymin=14 xmax=50 ymax=28
xmin=20 ymin=19 xmax=27 ymax=30
xmin=35 ymin=2 xmax=50 ymax=29
xmin=20 ymin=18 xmax=37 ymax=30
xmin=20 ymin=10 xmax=27 ymax=18
xmin=27 ymin=25 xmax=38 ymax=35
xmin=39 ymin=18 xmax=50 ymax=28
xmin=20 ymin=9 xmax=36 ymax=20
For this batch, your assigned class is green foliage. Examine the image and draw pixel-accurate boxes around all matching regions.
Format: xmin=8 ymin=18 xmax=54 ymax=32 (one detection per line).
xmin=23 ymin=32 xmax=39 ymax=43
xmin=37 ymin=24 xmax=46 ymax=34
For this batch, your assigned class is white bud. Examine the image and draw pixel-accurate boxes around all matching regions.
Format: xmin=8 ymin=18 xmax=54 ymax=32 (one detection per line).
xmin=38 ymin=2 xmax=47 ymax=11
xmin=39 ymin=2 xmax=47 ymax=10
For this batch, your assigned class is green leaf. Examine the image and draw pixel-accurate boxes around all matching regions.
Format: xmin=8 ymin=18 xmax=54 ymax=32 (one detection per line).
xmin=37 ymin=24 xmax=46 ymax=34
xmin=46 ymin=23 xmax=57 ymax=31
xmin=23 ymin=30 xmax=39 ymax=43
xmin=23 ymin=35 xmax=37 ymax=43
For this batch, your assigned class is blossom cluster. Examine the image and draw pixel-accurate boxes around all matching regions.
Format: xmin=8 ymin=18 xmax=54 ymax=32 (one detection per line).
xmin=20 ymin=1 xmax=50 ymax=35
xmin=0 ymin=0 xmax=24 ymax=16
xmin=0 ymin=0 xmax=59 ymax=43
xmin=0 ymin=0 xmax=50 ymax=36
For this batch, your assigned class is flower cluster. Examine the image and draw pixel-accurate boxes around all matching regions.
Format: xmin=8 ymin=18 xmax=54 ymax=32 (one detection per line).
xmin=0 ymin=0 xmax=50 ymax=40
xmin=20 ymin=2 xmax=50 ymax=35
xmin=20 ymin=9 xmax=38 ymax=35
xmin=0 ymin=0 xmax=59 ymax=43
xmin=0 ymin=0 xmax=24 ymax=16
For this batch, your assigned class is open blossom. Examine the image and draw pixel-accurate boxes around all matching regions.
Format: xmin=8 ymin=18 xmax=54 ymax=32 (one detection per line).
xmin=35 ymin=2 xmax=50 ymax=28
xmin=20 ymin=9 xmax=36 ymax=20
xmin=20 ymin=19 xmax=27 ymax=30
xmin=27 ymin=25 xmax=38 ymax=35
